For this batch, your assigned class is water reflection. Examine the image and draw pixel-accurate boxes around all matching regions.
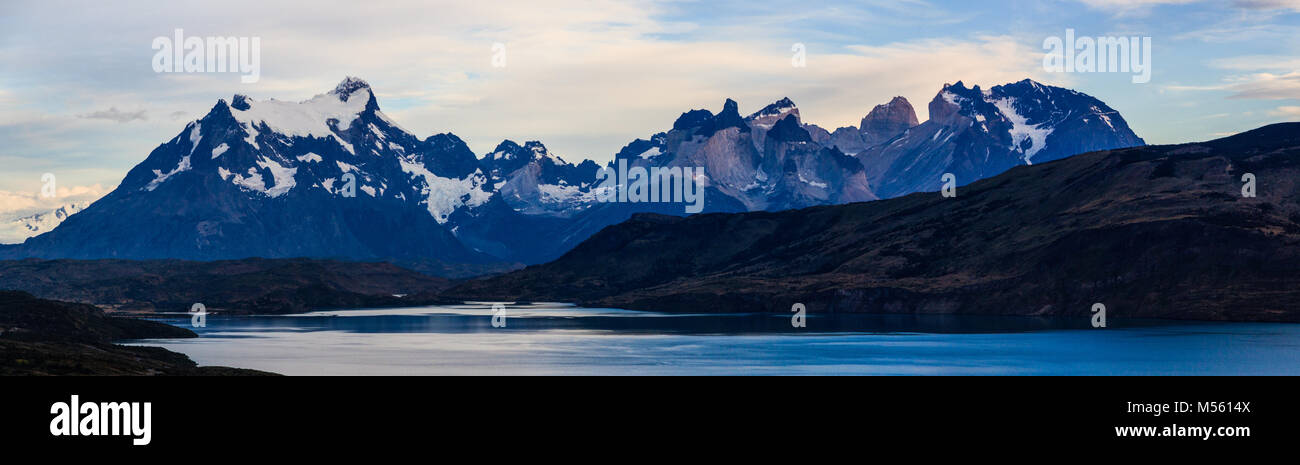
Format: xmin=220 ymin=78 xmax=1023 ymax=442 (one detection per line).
xmin=125 ymin=303 xmax=1300 ymax=375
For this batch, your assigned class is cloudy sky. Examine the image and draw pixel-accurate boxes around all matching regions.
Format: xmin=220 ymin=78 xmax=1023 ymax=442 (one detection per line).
xmin=0 ymin=0 xmax=1297 ymax=217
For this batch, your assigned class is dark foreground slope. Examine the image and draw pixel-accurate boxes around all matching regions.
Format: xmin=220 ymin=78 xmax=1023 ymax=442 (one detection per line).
xmin=0 ymin=291 xmax=271 ymax=375
xmin=0 ymin=258 xmax=453 ymax=314
xmin=447 ymin=123 xmax=1300 ymax=322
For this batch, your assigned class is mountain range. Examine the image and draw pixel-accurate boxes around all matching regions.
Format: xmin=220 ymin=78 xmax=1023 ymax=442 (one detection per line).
xmin=446 ymin=123 xmax=1300 ymax=323
xmin=1 ymin=77 xmax=1145 ymax=272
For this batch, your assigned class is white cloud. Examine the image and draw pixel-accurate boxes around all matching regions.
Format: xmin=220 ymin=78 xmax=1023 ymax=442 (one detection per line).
xmin=1271 ymin=105 xmax=1300 ymax=117
xmin=0 ymin=183 xmax=111 ymax=217
xmin=1230 ymin=72 xmax=1300 ymax=99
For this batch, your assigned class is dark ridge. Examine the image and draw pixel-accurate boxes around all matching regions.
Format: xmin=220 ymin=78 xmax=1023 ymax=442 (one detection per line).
xmin=0 ymin=258 xmax=454 ymax=315
xmin=0 ymin=291 xmax=274 ymax=375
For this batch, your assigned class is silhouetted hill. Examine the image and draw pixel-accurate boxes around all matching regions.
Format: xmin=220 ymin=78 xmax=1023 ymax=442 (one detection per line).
xmin=0 ymin=291 xmax=272 ymax=375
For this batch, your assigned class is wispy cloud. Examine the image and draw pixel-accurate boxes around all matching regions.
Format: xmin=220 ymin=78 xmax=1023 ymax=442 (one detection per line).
xmin=1226 ymin=72 xmax=1300 ymax=99
xmin=1210 ymin=55 xmax=1300 ymax=71
xmin=1233 ymin=0 xmax=1300 ymax=12
xmin=1075 ymin=0 xmax=1201 ymax=16
xmin=1167 ymin=54 xmax=1300 ymax=100
xmin=1170 ymin=71 xmax=1300 ymax=100
xmin=1270 ymin=105 xmax=1300 ymax=117
xmin=79 ymin=107 xmax=147 ymax=123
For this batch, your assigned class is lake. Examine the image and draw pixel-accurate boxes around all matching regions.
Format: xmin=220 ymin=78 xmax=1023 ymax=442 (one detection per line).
xmin=125 ymin=302 xmax=1300 ymax=375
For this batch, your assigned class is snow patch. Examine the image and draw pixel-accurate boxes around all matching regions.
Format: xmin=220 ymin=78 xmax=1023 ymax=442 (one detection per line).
xmin=187 ymin=122 xmax=203 ymax=156
xmin=400 ymin=160 xmax=492 ymax=224
xmin=144 ymin=155 xmax=192 ymax=191
xmin=991 ymin=97 xmax=1053 ymax=163
xmin=257 ymin=157 xmax=298 ymax=197
xmin=228 ymin=168 xmax=265 ymax=193
xmin=230 ymin=89 xmax=370 ymax=155
xmin=530 ymin=144 xmax=565 ymax=164
xmin=1091 ymin=105 xmax=1115 ymax=129
xmin=538 ymin=183 xmax=595 ymax=205
xmin=373 ymin=110 xmax=412 ymax=136
xmin=225 ymin=157 xmax=298 ymax=197
xmin=941 ymin=91 xmax=963 ymax=106
xmin=798 ymin=172 xmax=828 ymax=189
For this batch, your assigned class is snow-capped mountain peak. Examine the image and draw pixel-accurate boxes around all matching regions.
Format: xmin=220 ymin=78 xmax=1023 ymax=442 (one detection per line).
xmin=226 ymin=78 xmax=384 ymax=155
xmin=747 ymin=97 xmax=798 ymax=121
xmin=330 ymin=76 xmax=372 ymax=101
xmin=121 ymin=78 xmax=496 ymax=219
xmin=486 ymin=139 xmax=563 ymax=161
xmin=860 ymin=78 xmax=1145 ymax=198
xmin=16 ymin=77 xmax=510 ymax=263
xmin=487 ymin=140 xmax=523 ymax=161
xmin=527 ymin=141 xmax=566 ymax=164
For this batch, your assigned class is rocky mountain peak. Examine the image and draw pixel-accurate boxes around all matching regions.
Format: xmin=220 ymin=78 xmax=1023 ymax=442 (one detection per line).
xmin=672 ymin=109 xmax=714 ymax=131
xmin=714 ymin=98 xmax=748 ymax=132
xmin=489 ymin=139 xmax=524 ymax=159
xmin=230 ymin=94 xmax=252 ymax=110
xmin=860 ymin=96 xmax=919 ymax=145
xmin=767 ymin=114 xmax=812 ymax=143
xmin=748 ymin=97 xmax=797 ymax=120
xmin=331 ymin=76 xmax=372 ymax=102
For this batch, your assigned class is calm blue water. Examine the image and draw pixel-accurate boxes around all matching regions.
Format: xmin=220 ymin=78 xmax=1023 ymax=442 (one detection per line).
xmin=125 ymin=303 xmax=1300 ymax=375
